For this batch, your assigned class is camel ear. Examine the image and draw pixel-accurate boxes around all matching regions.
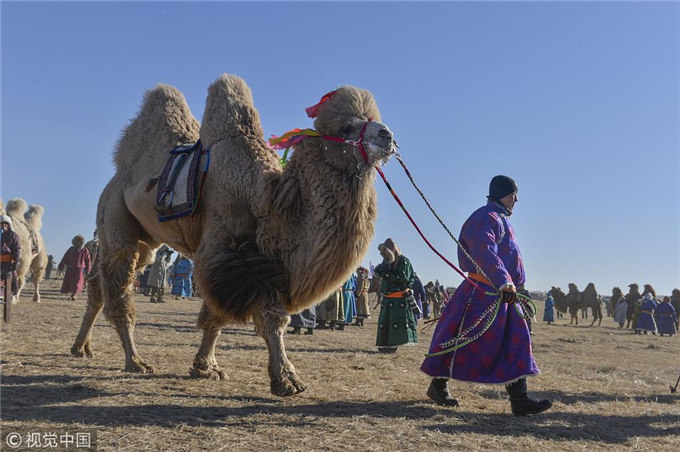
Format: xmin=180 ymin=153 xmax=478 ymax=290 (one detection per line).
xmin=268 ymin=171 xmax=303 ymax=223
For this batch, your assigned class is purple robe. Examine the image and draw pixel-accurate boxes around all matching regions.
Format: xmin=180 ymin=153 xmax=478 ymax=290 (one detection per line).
xmin=58 ymin=246 xmax=91 ymax=295
xmin=654 ymin=302 xmax=677 ymax=335
xmin=1 ymin=229 xmax=21 ymax=292
xmin=636 ymin=298 xmax=658 ymax=333
xmin=421 ymin=201 xmax=539 ymax=384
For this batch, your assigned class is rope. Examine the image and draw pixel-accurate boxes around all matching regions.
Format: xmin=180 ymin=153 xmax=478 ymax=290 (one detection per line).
xmin=394 ymin=154 xmax=495 ymax=290
xmin=375 ymin=166 xmax=494 ymax=296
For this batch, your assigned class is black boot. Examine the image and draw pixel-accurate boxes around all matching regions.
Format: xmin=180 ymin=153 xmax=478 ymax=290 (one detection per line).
xmin=427 ymin=378 xmax=459 ymax=407
xmin=336 ymin=323 xmax=345 ymax=331
xmin=505 ymin=378 xmax=552 ymax=416
xmin=329 ymin=321 xmax=336 ymax=330
xmin=316 ymin=320 xmax=327 ymax=330
xmin=304 ymin=328 xmax=314 ymax=335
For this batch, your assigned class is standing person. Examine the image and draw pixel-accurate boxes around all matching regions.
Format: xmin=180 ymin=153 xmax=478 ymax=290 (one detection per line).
xmin=671 ymin=289 xmax=680 ymax=317
xmin=341 ymin=273 xmax=357 ymax=328
xmin=613 ymin=296 xmax=629 ymax=328
xmin=412 ymin=273 xmax=426 ymax=323
xmin=655 ymin=296 xmax=677 ymax=337
xmin=288 ymin=306 xmax=317 ymax=335
xmin=58 ymin=235 xmax=91 ymax=301
xmin=44 ymin=255 xmax=55 ymax=280
xmin=354 ymin=266 xmax=371 ymax=327
xmin=374 ymin=238 xmax=417 ymax=354
xmin=423 ymin=281 xmax=436 ymax=319
xmin=315 ymin=286 xmax=344 ymax=330
xmin=1 ymin=215 xmax=21 ymax=304
xmin=421 ymin=175 xmax=551 ymax=416
xmin=170 ymin=255 xmax=193 ymax=299
xmin=147 ymin=245 xmax=173 ymax=303
xmin=543 ymin=293 xmax=555 ymax=325
xmin=635 ymin=293 xmax=658 ymax=335
xmin=84 ymin=229 xmax=100 ymax=277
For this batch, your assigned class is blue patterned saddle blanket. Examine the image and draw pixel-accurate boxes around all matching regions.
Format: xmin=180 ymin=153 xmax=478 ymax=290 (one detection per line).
xmin=154 ymin=140 xmax=210 ymax=222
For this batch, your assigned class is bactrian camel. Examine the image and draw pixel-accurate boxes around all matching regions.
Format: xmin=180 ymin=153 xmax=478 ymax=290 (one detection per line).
xmin=71 ymin=74 xmax=396 ymax=396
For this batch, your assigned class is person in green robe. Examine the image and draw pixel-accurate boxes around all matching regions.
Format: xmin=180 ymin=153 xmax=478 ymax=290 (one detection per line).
xmin=374 ymin=238 xmax=417 ymax=353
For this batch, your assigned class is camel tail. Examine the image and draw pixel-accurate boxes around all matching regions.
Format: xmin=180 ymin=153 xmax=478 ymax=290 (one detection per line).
xmin=200 ymin=73 xmax=265 ymax=148
xmin=114 ymin=83 xmax=200 ymax=170
xmin=197 ymin=242 xmax=289 ymax=322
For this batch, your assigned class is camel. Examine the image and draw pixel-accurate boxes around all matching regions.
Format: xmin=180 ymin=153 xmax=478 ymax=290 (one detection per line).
xmin=550 ymin=283 xmax=597 ymax=325
xmin=70 ymin=74 xmax=396 ymax=397
xmin=624 ymin=283 xmax=641 ymax=328
xmin=0 ymin=198 xmax=47 ymax=303
xmin=549 ymin=286 xmax=568 ymax=317
xmin=582 ymin=283 xmax=603 ymax=326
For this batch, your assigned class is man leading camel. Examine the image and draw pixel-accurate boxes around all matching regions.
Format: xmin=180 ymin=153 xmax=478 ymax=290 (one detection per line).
xmin=421 ymin=175 xmax=552 ymax=416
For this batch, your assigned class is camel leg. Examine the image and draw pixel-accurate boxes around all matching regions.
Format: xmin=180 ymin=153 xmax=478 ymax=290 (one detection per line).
xmin=101 ymin=243 xmax=154 ymax=374
xmin=71 ymin=271 xmax=103 ymax=358
xmin=253 ymin=300 xmax=306 ymax=397
xmin=190 ymin=303 xmax=228 ymax=380
xmin=30 ymin=259 xmax=45 ymax=303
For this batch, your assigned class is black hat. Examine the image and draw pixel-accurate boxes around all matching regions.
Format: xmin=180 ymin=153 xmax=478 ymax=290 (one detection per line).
xmin=488 ymin=175 xmax=518 ymax=201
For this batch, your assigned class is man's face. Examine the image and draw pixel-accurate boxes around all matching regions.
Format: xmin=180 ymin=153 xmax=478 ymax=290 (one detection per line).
xmin=500 ymin=191 xmax=518 ymax=212
xmin=0 ymin=222 xmax=9 ymax=231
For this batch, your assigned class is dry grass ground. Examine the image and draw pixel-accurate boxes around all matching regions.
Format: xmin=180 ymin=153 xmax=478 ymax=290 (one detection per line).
xmin=1 ymin=279 xmax=678 ymax=451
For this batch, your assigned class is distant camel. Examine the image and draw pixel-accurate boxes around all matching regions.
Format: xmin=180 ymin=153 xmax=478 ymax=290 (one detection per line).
xmin=550 ymin=283 xmax=597 ymax=325
xmin=0 ymin=198 xmax=47 ymax=303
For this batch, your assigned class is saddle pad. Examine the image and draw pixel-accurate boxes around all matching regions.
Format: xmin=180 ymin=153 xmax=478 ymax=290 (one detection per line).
xmin=156 ymin=141 xmax=205 ymax=222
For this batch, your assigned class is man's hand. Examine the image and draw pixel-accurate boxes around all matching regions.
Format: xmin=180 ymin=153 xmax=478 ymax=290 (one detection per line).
xmin=500 ymin=284 xmax=517 ymax=304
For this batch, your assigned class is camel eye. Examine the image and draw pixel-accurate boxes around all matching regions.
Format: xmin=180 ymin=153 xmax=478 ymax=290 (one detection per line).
xmin=339 ymin=124 xmax=354 ymax=136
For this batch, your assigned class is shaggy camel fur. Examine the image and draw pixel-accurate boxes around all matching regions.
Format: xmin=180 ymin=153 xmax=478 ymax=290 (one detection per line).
xmin=71 ymin=74 xmax=396 ymax=397
xmin=0 ymin=198 xmax=47 ymax=303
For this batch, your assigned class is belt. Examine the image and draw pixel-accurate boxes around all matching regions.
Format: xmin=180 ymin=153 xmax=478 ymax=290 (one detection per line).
xmin=468 ymin=273 xmax=492 ymax=286
xmin=641 ymin=310 xmax=653 ymax=314
xmin=384 ymin=289 xmax=409 ymax=298
xmin=0 ymin=254 xmax=14 ymax=263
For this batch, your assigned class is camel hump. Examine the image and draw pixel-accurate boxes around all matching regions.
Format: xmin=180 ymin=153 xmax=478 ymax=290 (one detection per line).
xmin=25 ymin=204 xmax=45 ymax=231
xmin=5 ymin=198 xmax=28 ymax=218
xmin=114 ymin=83 xmax=199 ymax=170
xmin=200 ymin=73 xmax=264 ymax=147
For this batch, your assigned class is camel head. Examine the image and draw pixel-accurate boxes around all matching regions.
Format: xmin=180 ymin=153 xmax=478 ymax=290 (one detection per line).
xmin=311 ymin=86 xmax=396 ymax=171
xmin=628 ymin=283 xmax=639 ymax=294
xmin=612 ymin=287 xmax=623 ymax=297
xmin=568 ymin=283 xmax=578 ymax=293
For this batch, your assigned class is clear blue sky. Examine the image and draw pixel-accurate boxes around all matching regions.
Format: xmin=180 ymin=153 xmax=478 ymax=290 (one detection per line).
xmin=2 ymin=1 xmax=678 ymax=296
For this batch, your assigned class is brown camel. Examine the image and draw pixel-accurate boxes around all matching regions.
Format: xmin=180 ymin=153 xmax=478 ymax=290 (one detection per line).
xmin=0 ymin=198 xmax=47 ymax=303
xmin=70 ymin=74 xmax=396 ymax=397
xmin=550 ymin=283 xmax=596 ymax=325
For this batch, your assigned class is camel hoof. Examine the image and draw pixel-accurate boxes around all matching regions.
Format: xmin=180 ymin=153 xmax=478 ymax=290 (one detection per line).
xmin=189 ymin=367 xmax=228 ymax=381
xmin=125 ymin=359 xmax=155 ymax=374
xmin=270 ymin=376 xmax=307 ymax=397
xmin=70 ymin=344 xmax=86 ymax=358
